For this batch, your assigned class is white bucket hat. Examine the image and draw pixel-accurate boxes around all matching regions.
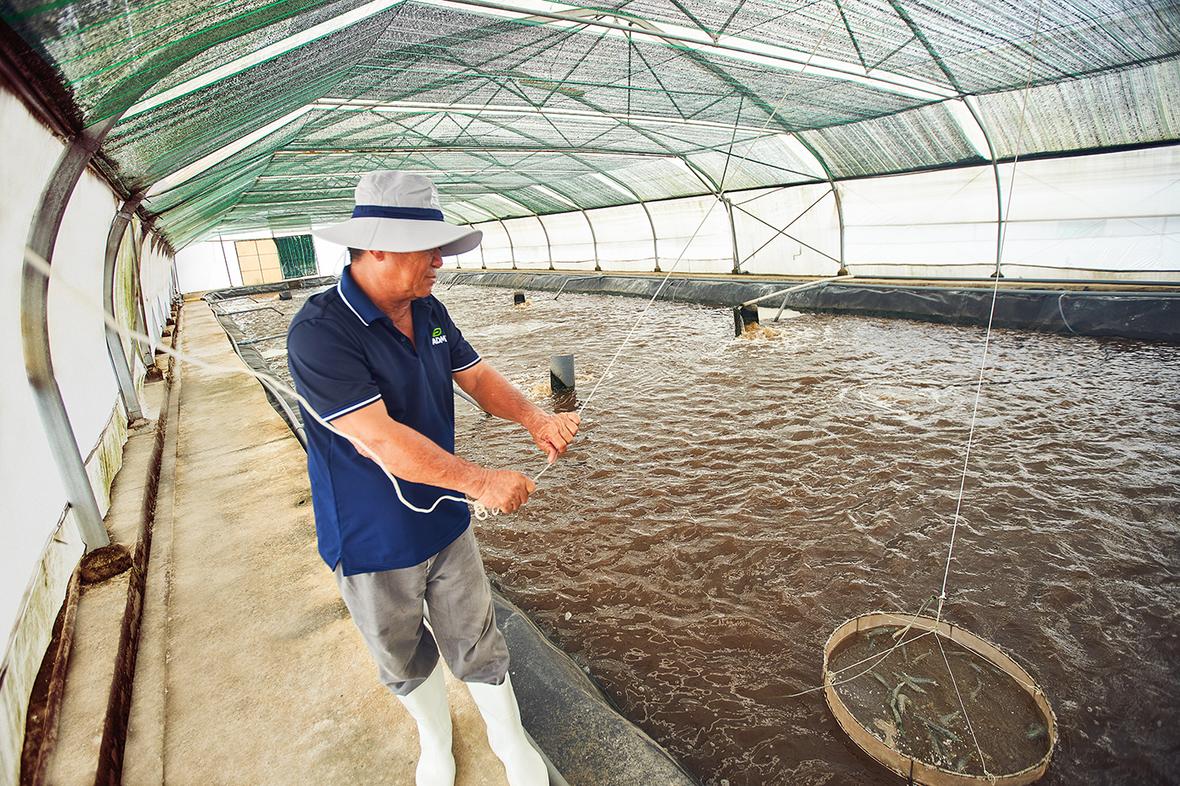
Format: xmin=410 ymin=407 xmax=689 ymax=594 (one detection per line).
xmin=313 ymin=171 xmax=482 ymax=256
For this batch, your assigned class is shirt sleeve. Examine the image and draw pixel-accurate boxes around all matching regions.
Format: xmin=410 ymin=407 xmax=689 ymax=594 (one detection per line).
xmin=287 ymin=319 xmax=381 ymax=421
xmin=439 ymin=302 xmax=481 ymax=373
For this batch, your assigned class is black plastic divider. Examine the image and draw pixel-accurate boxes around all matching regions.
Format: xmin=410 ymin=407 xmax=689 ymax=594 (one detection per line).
xmin=441 ymin=271 xmax=1180 ymax=343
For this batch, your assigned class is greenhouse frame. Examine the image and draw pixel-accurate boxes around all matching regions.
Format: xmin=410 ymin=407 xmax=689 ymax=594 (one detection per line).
xmin=1 ymin=0 xmax=1177 ymax=782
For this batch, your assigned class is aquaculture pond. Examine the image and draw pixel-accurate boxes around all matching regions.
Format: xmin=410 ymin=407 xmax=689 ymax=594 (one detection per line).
xmin=219 ymin=283 xmax=1180 ymax=786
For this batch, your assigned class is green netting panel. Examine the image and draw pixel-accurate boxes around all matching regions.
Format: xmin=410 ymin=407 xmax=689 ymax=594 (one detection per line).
xmin=974 ymin=59 xmax=1180 ymax=157
xmin=160 ymin=160 xmax=279 ymax=247
xmin=275 ymin=234 xmax=318 ymax=277
xmin=883 ymin=0 xmax=1180 ymax=95
xmin=321 ymin=5 xmax=930 ymax=132
xmin=139 ymin=0 xmax=389 ymax=104
xmin=685 ymin=135 xmax=827 ymax=191
xmin=1 ymin=0 xmax=366 ymax=120
xmin=293 ymin=108 xmax=705 ymax=160
xmin=99 ymin=11 xmax=394 ymax=190
xmin=593 ymin=158 xmax=705 ymax=202
xmin=504 ymin=186 xmax=571 ymax=215
xmin=141 ymin=116 xmax=310 ymax=216
xmin=4 ymin=0 xmax=1178 ymax=247
xmin=801 ymin=102 xmax=983 ymax=179
xmin=616 ymin=0 xmax=950 ymax=88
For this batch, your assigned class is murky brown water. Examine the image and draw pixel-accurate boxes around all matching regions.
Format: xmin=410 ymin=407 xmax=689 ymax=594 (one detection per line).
xmin=223 ymin=285 xmax=1180 ymax=786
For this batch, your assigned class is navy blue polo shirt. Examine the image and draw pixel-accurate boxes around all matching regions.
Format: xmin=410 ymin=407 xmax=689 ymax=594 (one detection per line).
xmin=286 ymin=266 xmax=482 ymax=575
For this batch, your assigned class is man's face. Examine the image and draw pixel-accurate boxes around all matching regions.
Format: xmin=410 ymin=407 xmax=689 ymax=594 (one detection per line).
xmin=380 ymin=247 xmax=443 ymax=299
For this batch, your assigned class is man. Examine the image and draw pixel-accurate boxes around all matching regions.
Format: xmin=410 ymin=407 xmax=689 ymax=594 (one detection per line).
xmin=287 ymin=171 xmax=579 ymax=786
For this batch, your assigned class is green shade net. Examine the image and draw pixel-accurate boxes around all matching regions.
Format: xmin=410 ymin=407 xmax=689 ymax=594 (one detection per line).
xmin=275 ymin=234 xmax=318 ymax=278
xmin=1 ymin=0 xmax=1176 ymax=247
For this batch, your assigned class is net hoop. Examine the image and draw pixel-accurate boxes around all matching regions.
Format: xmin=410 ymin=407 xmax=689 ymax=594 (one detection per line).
xmin=822 ymin=612 xmax=1058 ymax=786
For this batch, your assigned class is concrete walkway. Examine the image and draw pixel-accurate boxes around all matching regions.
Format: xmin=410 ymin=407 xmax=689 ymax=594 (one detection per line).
xmin=123 ymin=302 xmax=509 ymax=785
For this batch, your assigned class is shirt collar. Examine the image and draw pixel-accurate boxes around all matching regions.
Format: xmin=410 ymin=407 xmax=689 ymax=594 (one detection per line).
xmin=336 ymin=265 xmax=385 ymax=326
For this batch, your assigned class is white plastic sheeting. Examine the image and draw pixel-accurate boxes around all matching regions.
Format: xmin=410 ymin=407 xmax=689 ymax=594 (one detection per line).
xmin=539 ymin=212 xmax=595 ymax=268
xmin=647 ymin=195 xmax=733 ymax=274
xmin=734 ymin=183 xmax=841 ymax=277
xmin=172 ymin=148 xmax=1178 ymax=288
xmin=500 ymin=216 xmax=550 ymax=270
xmin=0 ymin=98 xmax=77 ymax=747
xmin=0 ymin=88 xmax=176 ymax=784
xmin=841 ymin=166 xmax=998 ymax=277
xmin=445 ymin=146 xmax=1178 ymax=281
xmin=176 ymin=239 xmax=241 ymax=293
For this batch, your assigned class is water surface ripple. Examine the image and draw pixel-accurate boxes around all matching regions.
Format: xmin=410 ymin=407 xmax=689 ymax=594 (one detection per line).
xmin=233 ymin=285 xmax=1180 ymax=785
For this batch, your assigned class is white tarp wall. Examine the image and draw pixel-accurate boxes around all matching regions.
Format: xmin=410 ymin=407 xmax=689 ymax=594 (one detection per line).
xmin=0 ymin=87 xmax=175 ymax=784
xmin=444 ymin=146 xmax=1178 ymax=281
xmin=734 ymin=183 xmax=841 ymax=277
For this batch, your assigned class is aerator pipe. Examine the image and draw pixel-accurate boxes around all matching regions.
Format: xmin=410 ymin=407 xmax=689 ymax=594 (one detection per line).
xmin=553 ymin=275 xmax=603 ymax=300
xmin=740 ymin=275 xmax=854 ymax=308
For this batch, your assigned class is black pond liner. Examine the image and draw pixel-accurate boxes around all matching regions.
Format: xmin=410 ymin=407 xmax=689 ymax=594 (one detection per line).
xmin=439 ymin=270 xmax=1180 ymax=344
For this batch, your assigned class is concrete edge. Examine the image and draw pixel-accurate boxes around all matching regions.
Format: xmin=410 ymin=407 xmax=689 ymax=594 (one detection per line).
xmin=91 ymin=301 xmax=179 ymax=786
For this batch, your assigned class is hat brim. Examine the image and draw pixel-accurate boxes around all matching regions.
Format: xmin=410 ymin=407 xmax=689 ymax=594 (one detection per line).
xmin=313 ymin=217 xmax=482 ymax=256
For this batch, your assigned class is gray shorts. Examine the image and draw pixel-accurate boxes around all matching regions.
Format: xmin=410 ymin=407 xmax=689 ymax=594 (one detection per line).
xmin=334 ymin=526 xmax=509 ymax=695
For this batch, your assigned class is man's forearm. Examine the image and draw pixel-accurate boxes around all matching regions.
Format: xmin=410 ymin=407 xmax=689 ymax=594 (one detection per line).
xmin=361 ymin=416 xmax=489 ymax=496
xmin=461 ymin=364 xmax=546 ymax=430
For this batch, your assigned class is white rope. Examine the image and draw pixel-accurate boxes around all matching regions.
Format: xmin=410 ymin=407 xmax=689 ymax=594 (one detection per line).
xmin=934 ymin=629 xmax=995 ymax=783
xmin=22 ymin=247 xmax=489 ymax=519
xmin=935 ymin=0 xmax=1046 ymax=624
xmin=532 ymin=199 xmax=720 ymax=485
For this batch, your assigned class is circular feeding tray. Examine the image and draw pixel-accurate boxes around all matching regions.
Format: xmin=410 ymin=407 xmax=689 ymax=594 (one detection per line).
xmin=823 ymin=613 xmax=1057 ymax=785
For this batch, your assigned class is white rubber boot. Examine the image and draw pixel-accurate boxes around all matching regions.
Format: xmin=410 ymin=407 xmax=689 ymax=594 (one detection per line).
xmin=397 ymin=663 xmax=456 ymax=786
xmin=465 ymin=673 xmax=548 ymax=786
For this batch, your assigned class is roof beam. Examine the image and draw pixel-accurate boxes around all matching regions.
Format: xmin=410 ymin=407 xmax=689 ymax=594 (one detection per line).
xmin=315 ymin=98 xmax=787 ymax=136
xmin=146 ymin=106 xmax=314 ymax=197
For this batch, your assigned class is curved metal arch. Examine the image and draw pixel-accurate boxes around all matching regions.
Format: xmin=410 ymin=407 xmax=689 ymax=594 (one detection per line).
xmin=533 ymin=214 xmax=554 ymax=270
xmin=22 ymin=117 xmax=119 ymax=550
xmin=672 ymin=48 xmax=848 ymax=274
xmin=103 ymin=193 xmax=147 ymax=423
xmin=496 ymin=218 xmax=517 ymax=269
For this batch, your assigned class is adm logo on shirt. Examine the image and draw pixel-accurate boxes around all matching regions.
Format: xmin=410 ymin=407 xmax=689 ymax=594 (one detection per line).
xmin=431 ymin=327 xmax=448 ymax=346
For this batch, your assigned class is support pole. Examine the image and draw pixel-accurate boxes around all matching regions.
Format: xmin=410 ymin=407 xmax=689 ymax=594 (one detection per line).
xmin=217 ymin=233 xmax=234 ymax=287
xmin=498 ymin=219 xmax=517 ymax=270
xmin=724 ymin=196 xmax=741 ymax=274
xmin=832 ymin=183 xmax=849 ymax=276
xmin=133 ymin=219 xmax=156 ymax=368
xmin=22 ymin=117 xmax=120 ymax=551
xmin=103 ymin=194 xmax=146 ymax=422
xmin=535 ymin=214 xmax=554 ymax=271
xmin=640 ymin=200 xmax=660 ymax=273
xmin=582 ymin=210 xmax=600 ymax=272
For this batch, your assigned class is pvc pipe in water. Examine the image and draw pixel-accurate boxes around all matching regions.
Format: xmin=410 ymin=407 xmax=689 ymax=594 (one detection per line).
xmin=550 ymin=354 xmax=575 ymax=394
xmin=733 ymin=304 xmax=759 ymax=336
